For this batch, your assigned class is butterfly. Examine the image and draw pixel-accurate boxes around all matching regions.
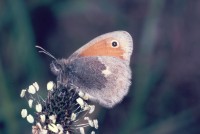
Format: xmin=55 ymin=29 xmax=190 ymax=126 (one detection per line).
xmin=37 ymin=31 xmax=133 ymax=108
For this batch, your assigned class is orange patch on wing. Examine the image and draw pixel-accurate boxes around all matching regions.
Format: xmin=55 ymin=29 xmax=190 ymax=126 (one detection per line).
xmin=79 ymin=38 xmax=125 ymax=59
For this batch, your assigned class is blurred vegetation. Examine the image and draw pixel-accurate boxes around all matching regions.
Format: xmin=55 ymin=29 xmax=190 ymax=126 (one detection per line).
xmin=0 ymin=0 xmax=200 ymax=134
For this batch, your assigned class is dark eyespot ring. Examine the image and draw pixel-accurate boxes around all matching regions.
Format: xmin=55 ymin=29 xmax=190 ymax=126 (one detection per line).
xmin=111 ymin=40 xmax=119 ymax=47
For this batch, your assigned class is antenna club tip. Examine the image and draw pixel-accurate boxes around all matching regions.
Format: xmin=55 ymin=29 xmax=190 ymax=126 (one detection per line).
xmin=35 ymin=46 xmax=57 ymax=60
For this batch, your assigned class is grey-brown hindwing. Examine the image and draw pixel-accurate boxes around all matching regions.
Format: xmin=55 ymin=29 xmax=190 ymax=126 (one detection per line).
xmin=66 ymin=57 xmax=107 ymax=90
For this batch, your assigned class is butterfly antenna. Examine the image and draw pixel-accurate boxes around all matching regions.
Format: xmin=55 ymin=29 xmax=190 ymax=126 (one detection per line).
xmin=35 ymin=45 xmax=57 ymax=60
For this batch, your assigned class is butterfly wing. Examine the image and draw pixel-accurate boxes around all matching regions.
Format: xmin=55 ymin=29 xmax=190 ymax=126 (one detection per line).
xmin=68 ymin=31 xmax=133 ymax=63
xmin=51 ymin=31 xmax=133 ymax=108
xmin=64 ymin=56 xmax=131 ymax=108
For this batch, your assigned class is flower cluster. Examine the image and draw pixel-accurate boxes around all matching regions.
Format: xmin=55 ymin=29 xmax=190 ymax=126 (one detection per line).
xmin=20 ymin=81 xmax=98 ymax=134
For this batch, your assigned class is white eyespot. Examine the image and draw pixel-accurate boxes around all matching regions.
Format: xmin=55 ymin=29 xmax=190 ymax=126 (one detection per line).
xmin=102 ymin=66 xmax=111 ymax=77
xmin=111 ymin=40 xmax=119 ymax=48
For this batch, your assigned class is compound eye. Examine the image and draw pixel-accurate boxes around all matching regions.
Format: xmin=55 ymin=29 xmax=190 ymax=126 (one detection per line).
xmin=50 ymin=61 xmax=62 ymax=75
xmin=111 ymin=40 xmax=119 ymax=48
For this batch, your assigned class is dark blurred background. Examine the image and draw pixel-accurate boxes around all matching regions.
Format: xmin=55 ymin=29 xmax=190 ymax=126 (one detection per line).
xmin=1 ymin=0 xmax=200 ymax=134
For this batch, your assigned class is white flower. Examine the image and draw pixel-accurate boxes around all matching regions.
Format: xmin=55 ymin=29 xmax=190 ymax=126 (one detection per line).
xmin=88 ymin=119 xmax=94 ymax=127
xmin=20 ymin=89 xmax=26 ymax=98
xmin=27 ymin=114 xmax=34 ymax=123
xmin=33 ymin=82 xmax=39 ymax=91
xmin=71 ymin=113 xmax=76 ymax=121
xmin=91 ymin=131 xmax=95 ymax=134
xmin=21 ymin=109 xmax=27 ymax=118
xmin=82 ymin=93 xmax=89 ymax=100
xmin=93 ymin=119 xmax=98 ymax=129
xmin=76 ymin=98 xmax=84 ymax=108
xmin=57 ymin=124 xmax=63 ymax=134
xmin=40 ymin=129 xmax=48 ymax=134
xmin=28 ymin=99 xmax=33 ymax=108
xmin=83 ymin=104 xmax=90 ymax=111
xmin=47 ymin=81 xmax=55 ymax=91
xmin=49 ymin=115 xmax=57 ymax=123
xmin=28 ymin=85 xmax=36 ymax=94
xmin=84 ymin=117 xmax=89 ymax=120
xmin=78 ymin=91 xmax=89 ymax=100
xmin=20 ymin=81 xmax=99 ymax=133
xmin=78 ymin=91 xmax=84 ymax=98
xmin=84 ymin=117 xmax=94 ymax=127
xmin=48 ymin=123 xmax=58 ymax=133
xmin=79 ymin=127 xmax=85 ymax=134
xmin=89 ymin=105 xmax=95 ymax=114
xmin=36 ymin=122 xmax=42 ymax=130
xmin=35 ymin=103 xmax=42 ymax=112
xmin=32 ymin=125 xmax=41 ymax=134
xmin=40 ymin=114 xmax=46 ymax=123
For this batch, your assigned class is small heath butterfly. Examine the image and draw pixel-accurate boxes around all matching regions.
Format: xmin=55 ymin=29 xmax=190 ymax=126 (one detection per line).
xmin=37 ymin=31 xmax=133 ymax=108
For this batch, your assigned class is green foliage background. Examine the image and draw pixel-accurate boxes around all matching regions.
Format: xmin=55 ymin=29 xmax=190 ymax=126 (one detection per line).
xmin=0 ymin=0 xmax=200 ymax=134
